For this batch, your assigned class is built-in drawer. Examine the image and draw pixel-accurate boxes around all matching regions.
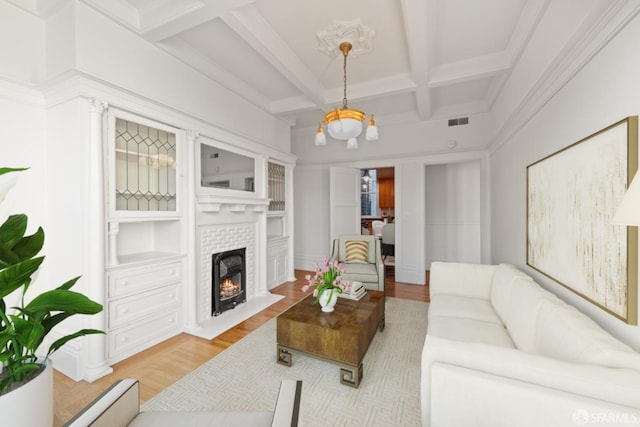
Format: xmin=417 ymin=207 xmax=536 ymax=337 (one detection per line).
xmin=108 ymin=309 xmax=181 ymax=364
xmin=108 ymin=261 xmax=182 ymax=298
xmin=108 ymin=283 xmax=181 ymax=330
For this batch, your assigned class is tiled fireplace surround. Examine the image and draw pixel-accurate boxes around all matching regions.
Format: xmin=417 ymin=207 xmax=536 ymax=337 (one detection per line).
xmin=192 ymin=207 xmax=280 ymax=339
xmin=197 ymin=222 xmax=256 ymax=324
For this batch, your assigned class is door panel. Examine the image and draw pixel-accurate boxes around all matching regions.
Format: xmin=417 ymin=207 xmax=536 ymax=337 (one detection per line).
xmin=329 ymin=166 xmax=360 ymax=244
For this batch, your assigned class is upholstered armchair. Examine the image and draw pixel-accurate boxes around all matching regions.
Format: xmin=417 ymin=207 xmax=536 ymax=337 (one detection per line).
xmin=64 ymin=379 xmax=302 ymax=427
xmin=330 ymin=234 xmax=385 ymax=292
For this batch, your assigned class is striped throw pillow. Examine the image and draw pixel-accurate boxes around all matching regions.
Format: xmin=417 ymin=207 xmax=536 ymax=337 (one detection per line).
xmin=345 ymin=240 xmax=369 ymax=263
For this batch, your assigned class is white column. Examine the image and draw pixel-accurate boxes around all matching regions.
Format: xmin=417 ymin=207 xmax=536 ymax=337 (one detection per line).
xmin=255 ymin=155 xmax=268 ymax=296
xmin=285 ymin=162 xmax=296 ymax=281
xmin=84 ymin=97 xmax=113 ymax=382
xmin=184 ymin=130 xmax=199 ymax=330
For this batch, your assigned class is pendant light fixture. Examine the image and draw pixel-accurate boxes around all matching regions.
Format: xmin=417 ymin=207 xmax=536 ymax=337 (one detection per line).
xmin=315 ymin=42 xmax=378 ymax=149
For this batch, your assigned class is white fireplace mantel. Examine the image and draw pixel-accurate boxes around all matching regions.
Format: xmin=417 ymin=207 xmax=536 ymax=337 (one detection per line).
xmin=197 ymin=194 xmax=270 ymax=213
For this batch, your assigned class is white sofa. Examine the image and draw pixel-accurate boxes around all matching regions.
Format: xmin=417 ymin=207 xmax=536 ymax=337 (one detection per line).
xmin=422 ymin=262 xmax=640 ymax=427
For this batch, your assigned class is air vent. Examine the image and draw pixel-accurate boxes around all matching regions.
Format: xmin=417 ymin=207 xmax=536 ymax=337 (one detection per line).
xmin=448 ymin=117 xmax=469 ymax=127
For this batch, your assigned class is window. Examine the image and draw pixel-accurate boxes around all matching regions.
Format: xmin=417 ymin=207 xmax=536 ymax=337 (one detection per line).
xmin=360 ymin=169 xmax=377 ymax=216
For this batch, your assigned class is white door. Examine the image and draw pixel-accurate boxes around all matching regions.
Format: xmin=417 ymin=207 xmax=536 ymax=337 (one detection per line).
xmin=329 ymin=166 xmax=360 ymax=245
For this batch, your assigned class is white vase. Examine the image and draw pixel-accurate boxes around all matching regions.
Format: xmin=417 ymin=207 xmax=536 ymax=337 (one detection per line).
xmin=319 ymin=289 xmax=338 ymax=312
xmin=0 ymin=359 xmax=53 ymax=427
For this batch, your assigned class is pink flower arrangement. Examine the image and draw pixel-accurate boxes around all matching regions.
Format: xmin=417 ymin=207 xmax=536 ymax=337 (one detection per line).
xmin=302 ymin=256 xmax=352 ymax=304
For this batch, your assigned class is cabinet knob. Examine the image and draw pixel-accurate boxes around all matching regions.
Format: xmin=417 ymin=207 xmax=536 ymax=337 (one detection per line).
xmin=168 ymin=293 xmax=174 ymax=298
xmin=121 ymin=281 xmax=128 ymax=286
xmin=121 ymin=308 xmax=129 ymax=313
xmin=120 ymin=337 xmax=128 ymax=342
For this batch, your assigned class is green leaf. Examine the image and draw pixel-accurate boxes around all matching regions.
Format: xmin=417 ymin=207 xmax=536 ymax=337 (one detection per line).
xmin=12 ymin=316 xmax=44 ymax=351
xmin=0 ymin=214 xmax=28 ymax=250
xmin=12 ymin=227 xmax=44 ymax=260
xmin=0 ymin=168 xmax=28 ymax=176
xmin=0 ymin=257 xmax=44 ymax=300
xmin=39 ymin=312 xmax=73 ymax=343
xmin=24 ymin=289 xmax=102 ymax=315
xmin=57 ymin=276 xmax=81 ymax=291
xmin=47 ymin=329 xmax=105 ymax=357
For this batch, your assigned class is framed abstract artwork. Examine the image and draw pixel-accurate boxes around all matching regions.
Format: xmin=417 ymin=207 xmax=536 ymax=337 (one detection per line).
xmin=526 ymin=116 xmax=638 ymax=324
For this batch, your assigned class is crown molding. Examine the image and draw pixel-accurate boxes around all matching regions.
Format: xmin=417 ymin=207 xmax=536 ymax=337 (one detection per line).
xmin=489 ymin=0 xmax=640 ymax=154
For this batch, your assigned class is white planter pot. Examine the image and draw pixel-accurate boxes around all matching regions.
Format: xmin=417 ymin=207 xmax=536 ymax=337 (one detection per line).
xmin=0 ymin=359 xmax=53 ymax=427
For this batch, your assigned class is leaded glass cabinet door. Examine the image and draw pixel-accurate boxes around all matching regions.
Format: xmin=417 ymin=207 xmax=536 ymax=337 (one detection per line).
xmin=109 ymin=111 xmax=180 ymax=217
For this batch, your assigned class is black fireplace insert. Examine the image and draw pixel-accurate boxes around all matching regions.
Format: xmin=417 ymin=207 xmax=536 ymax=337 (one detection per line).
xmin=212 ymin=248 xmax=247 ymax=316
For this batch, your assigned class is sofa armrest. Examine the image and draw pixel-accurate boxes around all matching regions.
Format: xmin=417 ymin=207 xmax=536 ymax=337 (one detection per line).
xmin=271 ymin=380 xmax=303 ymax=427
xmin=429 ymin=261 xmax=496 ymax=300
xmin=422 ymin=335 xmax=640 ymax=413
xmin=63 ymin=379 xmax=140 ymax=427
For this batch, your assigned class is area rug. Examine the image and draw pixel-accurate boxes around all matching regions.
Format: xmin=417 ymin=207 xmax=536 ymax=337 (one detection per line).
xmin=143 ymin=297 xmax=429 ymax=427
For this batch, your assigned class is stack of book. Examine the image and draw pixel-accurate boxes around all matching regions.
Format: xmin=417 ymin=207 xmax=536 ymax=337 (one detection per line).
xmin=337 ymin=281 xmax=366 ymax=301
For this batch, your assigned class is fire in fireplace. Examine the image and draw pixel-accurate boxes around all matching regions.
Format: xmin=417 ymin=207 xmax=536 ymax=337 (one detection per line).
xmin=212 ymin=248 xmax=246 ymax=316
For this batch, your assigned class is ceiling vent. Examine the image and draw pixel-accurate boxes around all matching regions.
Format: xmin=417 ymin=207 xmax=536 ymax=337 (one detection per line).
xmin=448 ymin=117 xmax=469 ymax=127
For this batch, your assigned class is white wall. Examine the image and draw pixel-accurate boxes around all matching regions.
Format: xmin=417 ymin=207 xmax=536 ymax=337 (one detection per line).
xmin=425 ymin=160 xmax=482 ymax=267
xmin=0 ymin=83 xmax=48 ymax=307
xmin=490 ymin=11 xmax=640 ymax=350
xmin=292 ymin=112 xmax=491 ymax=165
xmin=293 ymin=166 xmax=330 ymax=270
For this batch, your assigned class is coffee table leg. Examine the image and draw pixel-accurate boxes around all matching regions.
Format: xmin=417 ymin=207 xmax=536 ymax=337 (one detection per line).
xmin=340 ymin=363 xmax=363 ymax=388
xmin=277 ymin=346 xmax=292 ymax=367
xmin=379 ymin=314 xmax=385 ymax=332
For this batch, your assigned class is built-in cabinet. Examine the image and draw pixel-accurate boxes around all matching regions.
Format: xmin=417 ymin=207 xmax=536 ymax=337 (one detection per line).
xmin=105 ymin=110 xmax=185 ymax=364
xmin=266 ymin=160 xmax=291 ymax=289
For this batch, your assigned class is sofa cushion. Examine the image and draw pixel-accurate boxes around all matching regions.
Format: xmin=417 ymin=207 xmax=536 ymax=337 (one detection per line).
xmin=428 ymin=316 xmax=515 ymax=348
xmin=429 ymin=262 xmax=497 ymax=300
xmin=533 ymin=301 xmax=640 ymax=370
xmin=341 ymin=262 xmax=378 ymax=283
xmin=490 ymin=264 xmax=534 ymax=324
xmin=344 ymin=240 xmax=368 ymax=263
xmin=501 ymin=278 xmax=564 ymax=352
xmin=428 ymin=295 xmax=503 ymax=325
xmin=337 ymin=235 xmax=376 ymax=264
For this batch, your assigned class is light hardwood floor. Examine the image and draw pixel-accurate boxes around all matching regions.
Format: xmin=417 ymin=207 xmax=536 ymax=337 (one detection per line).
xmin=54 ymin=268 xmax=430 ymax=426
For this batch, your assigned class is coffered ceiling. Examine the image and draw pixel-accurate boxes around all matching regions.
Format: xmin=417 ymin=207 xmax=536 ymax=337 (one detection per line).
xmin=12 ymin=0 xmax=635 ymax=135
xmin=71 ymin=0 xmax=542 ymax=130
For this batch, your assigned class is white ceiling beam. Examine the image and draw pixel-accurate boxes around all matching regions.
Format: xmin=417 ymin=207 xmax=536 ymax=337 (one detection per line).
xmin=429 ymin=52 xmax=511 ymax=88
xmin=323 ymin=74 xmax=416 ymax=106
xmin=272 ymin=73 xmax=416 ymax=115
xmin=270 ymin=96 xmax=318 ymax=115
xmin=485 ymin=0 xmax=551 ymax=109
xmin=159 ymin=36 xmax=272 ymax=111
xmin=139 ymin=0 xmax=255 ymax=42
xmin=81 ymin=0 xmax=141 ymax=31
xmin=221 ymin=5 xmax=325 ymax=108
xmin=400 ymin=0 xmax=433 ymax=120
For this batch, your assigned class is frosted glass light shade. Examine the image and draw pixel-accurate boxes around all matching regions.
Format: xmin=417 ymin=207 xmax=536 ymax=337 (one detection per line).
xmin=366 ymin=124 xmax=378 ymax=141
xmin=612 ymin=173 xmax=640 ymax=225
xmin=328 ymin=118 xmax=363 ymax=140
xmin=346 ymin=138 xmax=358 ymax=150
xmin=315 ymin=130 xmax=326 ymax=145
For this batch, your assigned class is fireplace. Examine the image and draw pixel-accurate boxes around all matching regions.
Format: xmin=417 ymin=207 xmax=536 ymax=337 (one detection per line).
xmin=212 ymin=248 xmax=247 ymax=316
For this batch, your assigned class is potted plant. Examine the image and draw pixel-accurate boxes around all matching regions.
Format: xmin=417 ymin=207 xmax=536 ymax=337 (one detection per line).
xmin=0 ymin=167 xmax=104 ymax=425
xmin=302 ymin=256 xmax=352 ymax=312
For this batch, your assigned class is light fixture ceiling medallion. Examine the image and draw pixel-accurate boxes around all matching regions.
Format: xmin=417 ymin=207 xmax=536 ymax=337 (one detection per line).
xmin=315 ymin=20 xmax=378 ymax=150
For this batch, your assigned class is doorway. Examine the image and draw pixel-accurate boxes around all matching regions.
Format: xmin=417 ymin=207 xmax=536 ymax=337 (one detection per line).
xmin=359 ymin=167 xmax=395 ymax=269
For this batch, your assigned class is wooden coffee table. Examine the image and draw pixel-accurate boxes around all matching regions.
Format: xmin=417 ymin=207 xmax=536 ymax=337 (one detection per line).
xmin=276 ymin=290 xmax=385 ymax=388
